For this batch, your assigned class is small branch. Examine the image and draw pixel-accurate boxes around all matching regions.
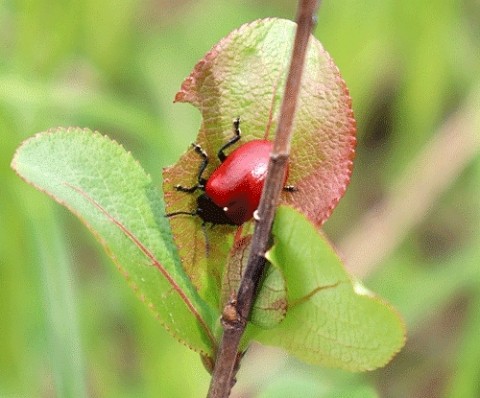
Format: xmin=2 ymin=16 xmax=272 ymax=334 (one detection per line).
xmin=206 ymin=1 xmax=319 ymax=397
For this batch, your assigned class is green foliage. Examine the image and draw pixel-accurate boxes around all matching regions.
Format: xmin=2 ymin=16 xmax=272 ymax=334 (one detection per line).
xmin=9 ymin=11 xmax=372 ymax=365
xmin=10 ymin=17 xmax=400 ymax=391
xmin=12 ymin=126 xmax=404 ymax=375
xmin=12 ymin=128 xmax=217 ymax=356
xmin=250 ymin=207 xmax=404 ymax=371
xmin=2 ymin=0 xmax=479 ymax=397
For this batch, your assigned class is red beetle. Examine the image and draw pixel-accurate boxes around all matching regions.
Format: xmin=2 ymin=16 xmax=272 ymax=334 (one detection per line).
xmin=167 ymin=118 xmax=292 ymax=225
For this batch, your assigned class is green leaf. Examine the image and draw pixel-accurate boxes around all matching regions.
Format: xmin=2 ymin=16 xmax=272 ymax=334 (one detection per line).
xmin=251 ymin=263 xmax=287 ymax=329
xmin=163 ymin=18 xmax=356 ymax=309
xmin=221 ymin=235 xmax=287 ymax=329
xmin=11 ymin=128 xmax=218 ymax=356
xmin=250 ymin=206 xmax=405 ymax=371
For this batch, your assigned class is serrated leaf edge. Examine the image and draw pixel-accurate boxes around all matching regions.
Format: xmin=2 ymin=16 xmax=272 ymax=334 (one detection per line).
xmin=11 ymin=127 xmax=218 ymax=356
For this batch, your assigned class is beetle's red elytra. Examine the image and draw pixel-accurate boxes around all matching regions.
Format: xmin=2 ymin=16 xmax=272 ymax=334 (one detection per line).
xmin=205 ymin=139 xmax=278 ymax=224
xmin=166 ymin=118 xmax=291 ymax=226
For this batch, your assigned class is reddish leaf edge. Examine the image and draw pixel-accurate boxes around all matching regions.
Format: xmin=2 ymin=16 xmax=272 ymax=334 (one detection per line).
xmin=174 ymin=17 xmax=357 ymax=227
xmin=11 ymin=127 xmax=217 ymax=356
xmin=315 ymin=57 xmax=357 ymax=226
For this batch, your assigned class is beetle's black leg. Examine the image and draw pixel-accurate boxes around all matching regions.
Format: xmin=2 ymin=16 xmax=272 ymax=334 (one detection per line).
xmin=217 ymin=117 xmax=241 ymax=162
xmin=165 ymin=210 xmax=197 ymax=218
xmin=174 ymin=143 xmax=209 ymax=192
xmin=165 ymin=211 xmax=211 ymax=256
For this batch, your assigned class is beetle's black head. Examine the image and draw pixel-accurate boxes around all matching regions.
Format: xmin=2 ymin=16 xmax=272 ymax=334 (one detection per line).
xmin=196 ymin=194 xmax=239 ymax=226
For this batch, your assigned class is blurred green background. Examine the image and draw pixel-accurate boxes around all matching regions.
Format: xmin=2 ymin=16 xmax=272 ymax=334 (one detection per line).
xmin=1 ymin=0 xmax=479 ymax=397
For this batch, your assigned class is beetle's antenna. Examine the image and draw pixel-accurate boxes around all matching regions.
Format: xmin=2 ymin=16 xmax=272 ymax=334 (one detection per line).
xmin=165 ymin=211 xmax=211 ymax=257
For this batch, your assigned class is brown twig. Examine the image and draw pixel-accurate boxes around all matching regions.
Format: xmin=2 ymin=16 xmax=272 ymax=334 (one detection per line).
xmin=206 ymin=1 xmax=319 ymax=397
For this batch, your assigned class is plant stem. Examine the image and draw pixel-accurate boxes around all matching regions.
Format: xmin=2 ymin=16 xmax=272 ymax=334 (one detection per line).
xmin=206 ymin=1 xmax=319 ymax=397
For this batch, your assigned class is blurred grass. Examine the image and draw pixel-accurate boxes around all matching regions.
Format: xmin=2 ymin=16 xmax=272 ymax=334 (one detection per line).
xmin=1 ymin=0 xmax=479 ymax=397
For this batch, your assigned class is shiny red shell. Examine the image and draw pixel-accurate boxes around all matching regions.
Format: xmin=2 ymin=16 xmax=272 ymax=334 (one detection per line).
xmin=205 ymin=139 xmax=288 ymax=225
